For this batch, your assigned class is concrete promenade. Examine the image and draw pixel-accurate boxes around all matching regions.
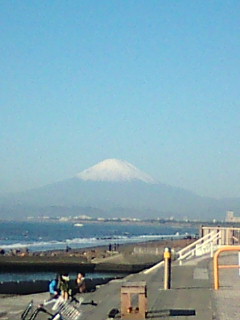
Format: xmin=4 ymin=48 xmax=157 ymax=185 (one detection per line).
xmin=0 ymin=253 xmax=240 ymax=320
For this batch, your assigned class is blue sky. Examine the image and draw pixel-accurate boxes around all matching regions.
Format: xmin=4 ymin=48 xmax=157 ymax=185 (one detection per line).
xmin=1 ymin=1 xmax=240 ymax=198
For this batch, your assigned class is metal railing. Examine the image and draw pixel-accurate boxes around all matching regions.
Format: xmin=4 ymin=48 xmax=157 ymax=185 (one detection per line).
xmin=213 ymin=246 xmax=240 ymax=290
xmin=177 ymin=231 xmax=221 ymax=264
xmin=21 ymin=297 xmax=82 ymax=320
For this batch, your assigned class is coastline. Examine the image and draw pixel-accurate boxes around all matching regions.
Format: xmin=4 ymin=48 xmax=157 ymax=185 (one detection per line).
xmin=0 ymin=220 xmax=198 ymax=257
xmin=0 ymin=237 xmax=194 ymax=274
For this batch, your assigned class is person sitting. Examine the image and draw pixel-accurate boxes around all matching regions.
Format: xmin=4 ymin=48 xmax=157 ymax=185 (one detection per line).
xmin=76 ymin=272 xmax=86 ymax=293
xmin=49 ymin=275 xmax=60 ymax=299
xmin=59 ymin=273 xmax=70 ymax=300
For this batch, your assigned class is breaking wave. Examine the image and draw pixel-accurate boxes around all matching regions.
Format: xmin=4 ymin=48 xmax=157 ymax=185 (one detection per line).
xmin=0 ymin=233 xmax=186 ymax=252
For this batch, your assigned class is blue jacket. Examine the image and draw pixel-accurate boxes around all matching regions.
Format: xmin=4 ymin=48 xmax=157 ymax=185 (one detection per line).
xmin=49 ymin=279 xmax=58 ymax=294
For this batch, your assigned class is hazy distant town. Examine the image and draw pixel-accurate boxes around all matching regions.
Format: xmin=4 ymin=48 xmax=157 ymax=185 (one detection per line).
xmin=23 ymin=211 xmax=240 ymax=228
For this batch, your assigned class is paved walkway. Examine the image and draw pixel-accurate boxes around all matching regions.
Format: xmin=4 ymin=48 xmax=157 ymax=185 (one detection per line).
xmin=1 ymin=253 xmax=240 ymax=320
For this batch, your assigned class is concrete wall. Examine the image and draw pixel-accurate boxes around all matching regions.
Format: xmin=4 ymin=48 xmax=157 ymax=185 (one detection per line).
xmin=0 ymin=277 xmax=121 ymax=295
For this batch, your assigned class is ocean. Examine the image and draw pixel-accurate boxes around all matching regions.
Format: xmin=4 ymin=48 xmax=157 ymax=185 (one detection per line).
xmin=0 ymin=221 xmax=198 ymax=282
xmin=0 ymin=220 xmax=198 ymax=251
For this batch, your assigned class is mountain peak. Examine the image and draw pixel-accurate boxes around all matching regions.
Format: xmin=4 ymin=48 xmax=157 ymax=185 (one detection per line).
xmin=76 ymin=158 xmax=156 ymax=183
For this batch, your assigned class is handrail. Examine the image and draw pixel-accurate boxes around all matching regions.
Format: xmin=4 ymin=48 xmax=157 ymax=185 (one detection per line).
xmin=177 ymin=231 xmax=221 ymax=262
xmin=181 ymin=233 xmax=221 ymax=259
xmin=202 ymin=226 xmax=240 ymax=231
xmin=196 ymin=232 xmax=221 ymax=251
xmin=178 ymin=231 xmax=216 ymax=256
xmin=213 ymin=246 xmax=240 ymax=290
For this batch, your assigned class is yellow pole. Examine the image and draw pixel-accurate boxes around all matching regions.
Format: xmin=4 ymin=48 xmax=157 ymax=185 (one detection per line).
xmin=164 ymin=248 xmax=171 ymax=290
xmin=213 ymin=248 xmax=220 ymax=290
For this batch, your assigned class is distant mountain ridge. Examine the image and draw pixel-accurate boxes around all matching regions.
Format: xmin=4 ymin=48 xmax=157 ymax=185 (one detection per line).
xmin=0 ymin=159 xmax=239 ymax=220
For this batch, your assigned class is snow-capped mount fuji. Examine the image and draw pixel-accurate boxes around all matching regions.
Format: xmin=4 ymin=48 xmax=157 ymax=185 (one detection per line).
xmin=76 ymin=159 xmax=156 ymax=183
xmin=0 ymin=159 xmax=230 ymax=220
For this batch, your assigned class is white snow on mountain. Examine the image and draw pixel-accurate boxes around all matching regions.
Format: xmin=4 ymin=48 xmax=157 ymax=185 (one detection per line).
xmin=76 ymin=158 xmax=156 ymax=183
